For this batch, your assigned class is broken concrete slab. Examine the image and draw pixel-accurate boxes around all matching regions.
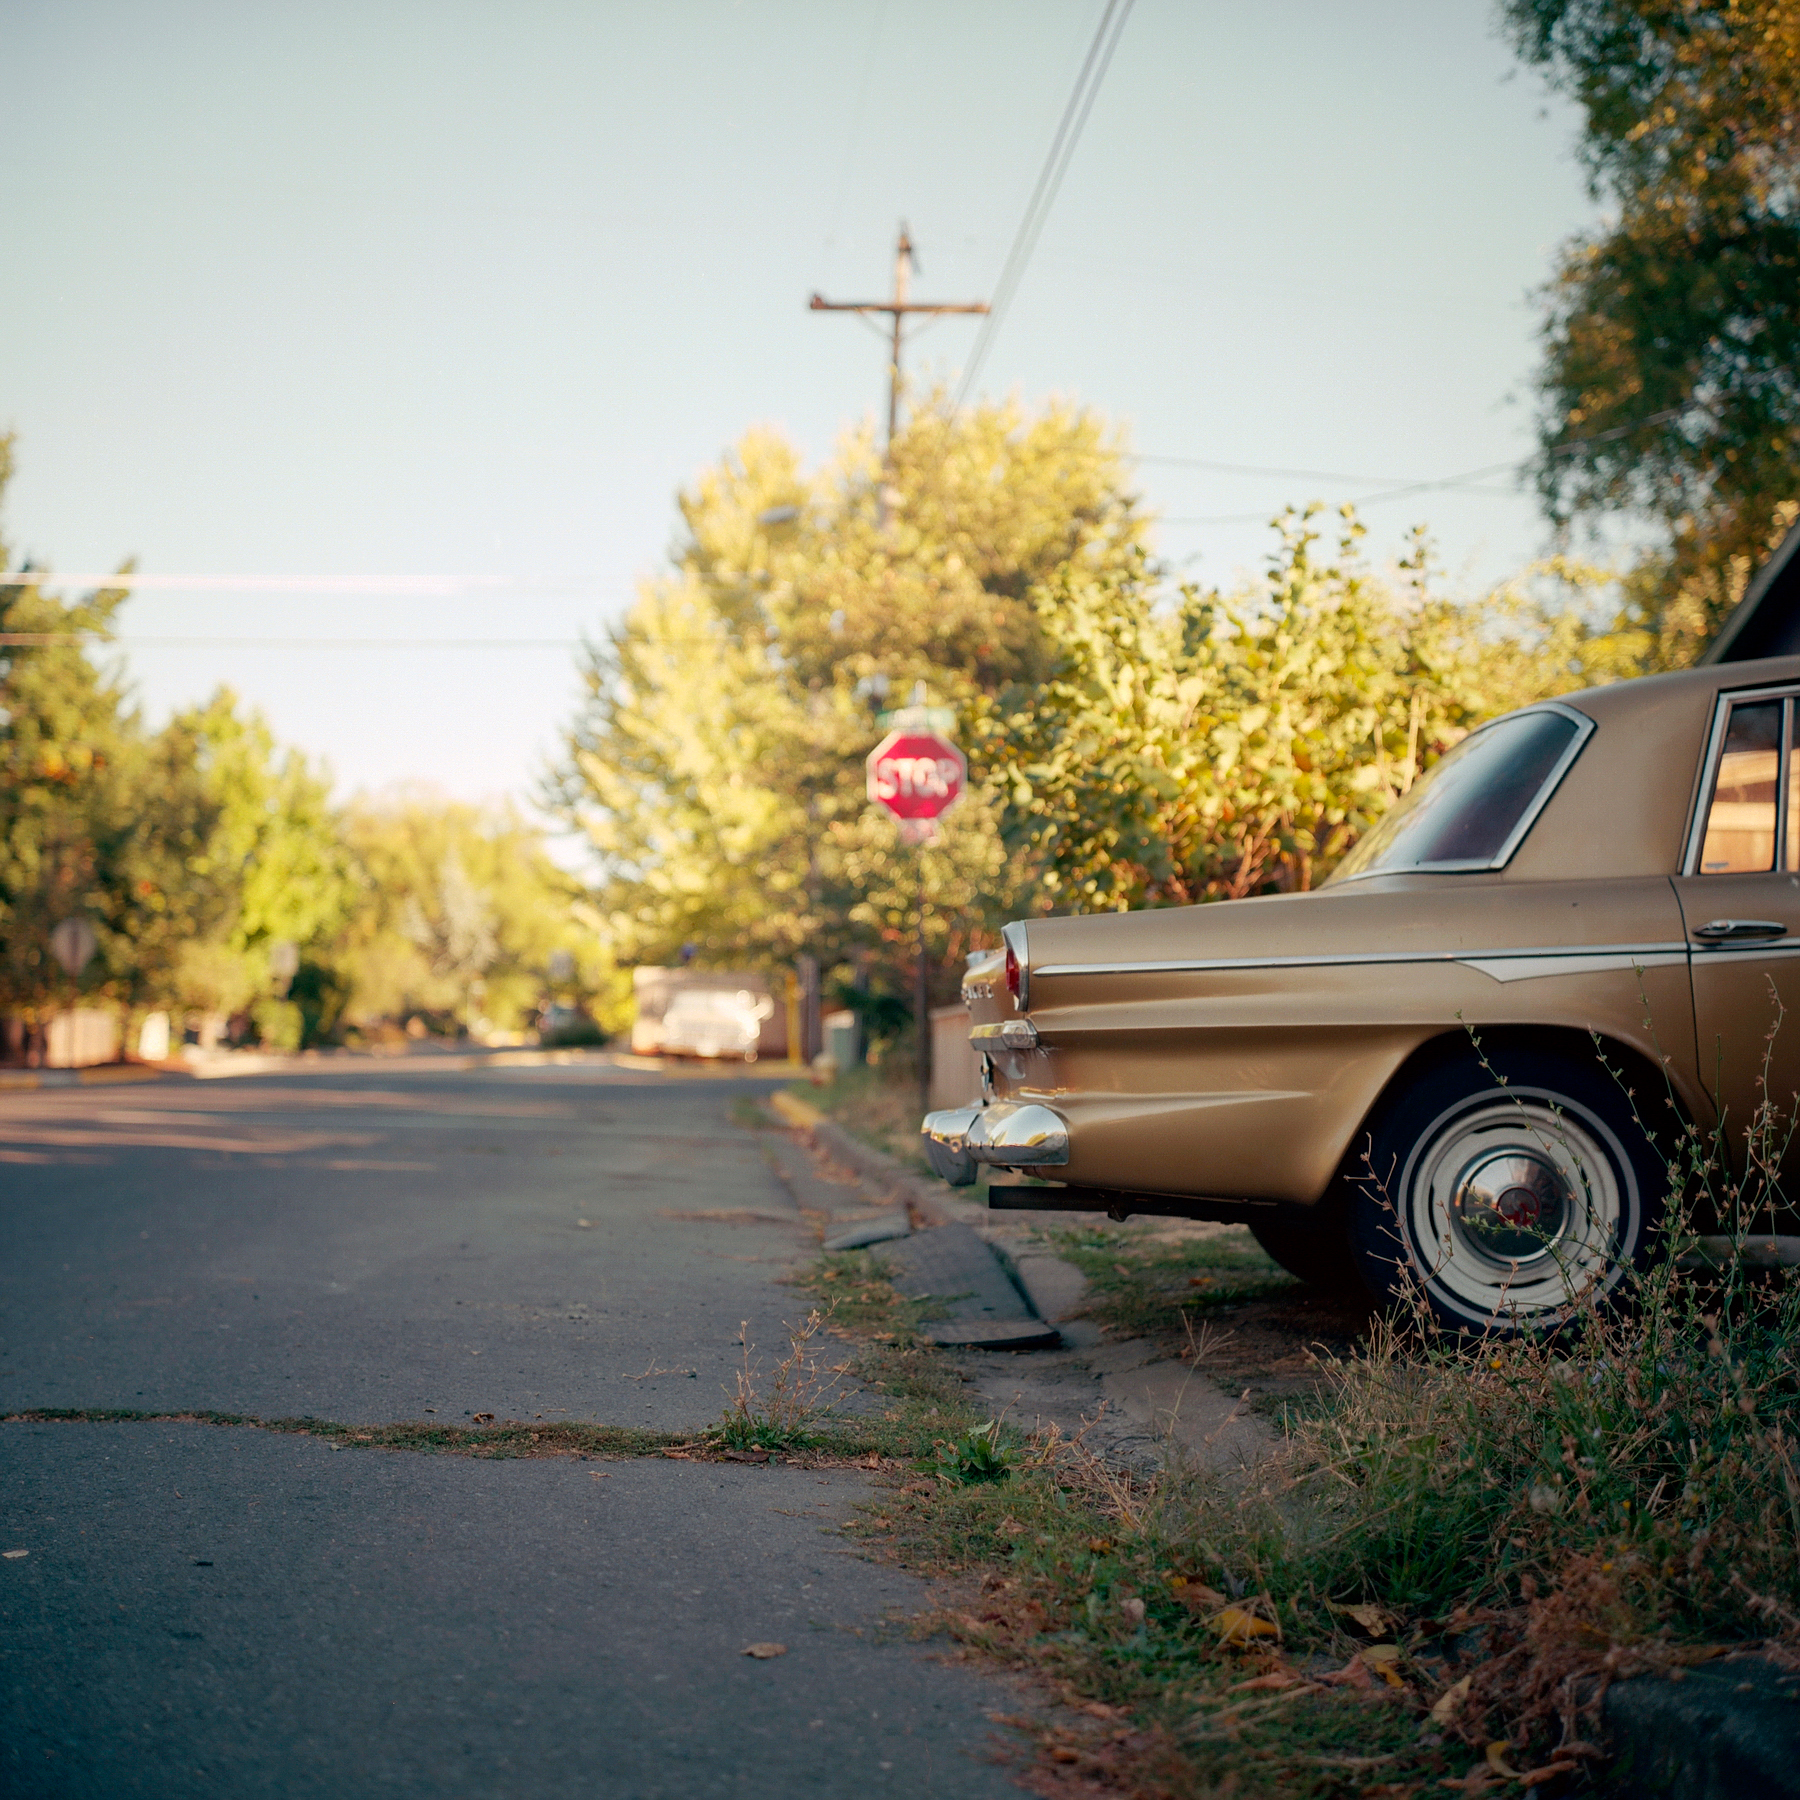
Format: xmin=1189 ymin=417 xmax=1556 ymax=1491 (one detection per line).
xmin=1009 ymin=1252 xmax=1089 ymax=1323
xmin=822 ymin=1214 xmax=912 ymax=1253
xmin=883 ymin=1224 xmax=1059 ymax=1351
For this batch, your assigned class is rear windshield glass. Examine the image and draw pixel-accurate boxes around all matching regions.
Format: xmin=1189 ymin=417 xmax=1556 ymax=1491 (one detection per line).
xmin=1329 ymin=709 xmax=1584 ymax=881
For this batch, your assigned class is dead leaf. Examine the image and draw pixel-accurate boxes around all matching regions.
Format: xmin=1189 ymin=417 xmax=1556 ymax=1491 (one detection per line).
xmin=1428 ymin=1673 xmax=1472 ymax=1724
xmin=1333 ymin=1601 xmax=1393 ymax=1637
xmin=661 ymin=1448 xmax=693 ymax=1460
xmin=1049 ymin=1747 xmax=1080 ymax=1764
xmin=997 ymin=1517 xmax=1027 ymax=1537
xmin=1230 ymin=1669 xmax=1302 ymax=1693
xmin=1361 ymin=1644 xmax=1406 ymax=1689
xmin=1120 ymin=1596 xmax=1146 ymax=1625
xmin=1210 ymin=1606 xmax=1281 ymax=1647
xmin=742 ymin=1642 xmax=787 ymax=1659
xmin=471 ymin=1413 xmax=495 ymax=1425
xmin=2 ymin=1549 xmax=26 ymax=1560
xmin=589 ymin=1471 xmax=610 ymax=1480
xmin=723 ymin=1448 xmax=771 ymax=1464
xmin=1485 ymin=1742 xmax=1523 ymax=1779
xmin=1082 ymin=1701 xmax=1119 ymax=1720
xmin=1516 ymin=1762 xmax=1578 ymax=1786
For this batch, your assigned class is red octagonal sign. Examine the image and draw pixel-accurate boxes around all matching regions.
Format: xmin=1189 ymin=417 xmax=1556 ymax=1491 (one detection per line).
xmin=866 ymin=729 xmax=966 ymax=821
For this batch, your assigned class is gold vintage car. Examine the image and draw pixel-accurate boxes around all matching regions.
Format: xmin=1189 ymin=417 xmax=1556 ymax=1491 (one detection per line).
xmin=923 ymin=589 xmax=1800 ymax=1331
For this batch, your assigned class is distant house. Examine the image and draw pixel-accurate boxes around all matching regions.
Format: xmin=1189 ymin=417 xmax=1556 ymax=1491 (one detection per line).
xmin=1701 ymin=518 xmax=1800 ymax=663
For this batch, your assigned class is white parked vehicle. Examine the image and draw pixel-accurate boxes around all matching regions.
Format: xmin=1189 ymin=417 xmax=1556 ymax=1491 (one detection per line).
xmin=657 ymin=987 xmax=774 ymax=1061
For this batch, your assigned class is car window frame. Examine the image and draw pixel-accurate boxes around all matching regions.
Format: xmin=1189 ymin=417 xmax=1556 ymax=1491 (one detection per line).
xmin=1329 ymin=700 xmax=1596 ymax=885
xmin=1682 ymin=682 xmax=1800 ymax=877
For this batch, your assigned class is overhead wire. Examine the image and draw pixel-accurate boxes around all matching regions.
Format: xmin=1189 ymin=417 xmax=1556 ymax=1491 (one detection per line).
xmin=0 ymin=409 xmax=1697 ymax=634
xmin=954 ymin=0 xmax=1135 ymax=405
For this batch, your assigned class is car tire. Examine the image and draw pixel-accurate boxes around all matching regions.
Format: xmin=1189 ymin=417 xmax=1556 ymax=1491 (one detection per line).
xmin=1345 ymin=1045 xmax=1665 ymax=1335
xmin=1247 ymin=1194 xmax=1363 ymax=1293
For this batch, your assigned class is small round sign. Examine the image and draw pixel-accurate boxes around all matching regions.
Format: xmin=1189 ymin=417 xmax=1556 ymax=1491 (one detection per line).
xmin=866 ymin=730 xmax=966 ymax=822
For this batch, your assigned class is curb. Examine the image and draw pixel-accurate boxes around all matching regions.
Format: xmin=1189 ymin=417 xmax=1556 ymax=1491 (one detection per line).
xmin=0 ymin=1063 xmax=171 ymax=1091
xmin=768 ymin=1090 xmax=970 ymax=1226
xmin=767 ymin=1088 xmax=1090 ymax=1323
xmin=1602 ymin=1656 xmax=1800 ymax=1799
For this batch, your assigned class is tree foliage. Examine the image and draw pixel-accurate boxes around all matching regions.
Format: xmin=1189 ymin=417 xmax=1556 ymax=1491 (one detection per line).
xmin=336 ymin=795 xmax=611 ymax=1038
xmin=973 ymin=511 xmax=1577 ymax=906
xmin=0 ymin=435 xmax=608 ymax=1052
xmin=1504 ymin=0 xmax=1800 ymax=641
xmin=553 ymin=397 xmax=1142 ymax=996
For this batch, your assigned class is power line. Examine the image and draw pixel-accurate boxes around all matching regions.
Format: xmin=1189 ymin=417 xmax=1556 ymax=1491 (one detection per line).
xmin=0 ymin=571 xmax=628 ymax=597
xmin=1143 ymin=406 xmax=1698 ymax=522
xmin=955 ymin=0 xmax=1135 ymax=406
xmin=0 ymin=635 xmax=581 ymax=651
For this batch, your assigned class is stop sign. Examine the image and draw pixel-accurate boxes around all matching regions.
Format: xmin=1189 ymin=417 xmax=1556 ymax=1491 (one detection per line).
xmin=866 ymin=729 xmax=966 ymax=822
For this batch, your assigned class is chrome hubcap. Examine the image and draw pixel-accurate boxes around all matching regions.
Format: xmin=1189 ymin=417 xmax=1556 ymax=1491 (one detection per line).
xmin=1451 ymin=1149 xmax=1572 ymax=1267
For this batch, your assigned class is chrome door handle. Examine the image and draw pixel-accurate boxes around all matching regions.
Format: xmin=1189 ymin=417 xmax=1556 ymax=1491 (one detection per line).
xmin=1692 ymin=918 xmax=1788 ymax=942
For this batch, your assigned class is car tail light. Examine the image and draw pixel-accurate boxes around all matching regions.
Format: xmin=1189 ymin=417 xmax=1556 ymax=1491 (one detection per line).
xmin=1001 ymin=922 xmax=1029 ymax=1009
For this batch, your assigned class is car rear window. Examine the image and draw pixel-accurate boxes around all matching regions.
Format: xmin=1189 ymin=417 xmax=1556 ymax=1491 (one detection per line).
xmin=1330 ymin=708 xmax=1586 ymax=881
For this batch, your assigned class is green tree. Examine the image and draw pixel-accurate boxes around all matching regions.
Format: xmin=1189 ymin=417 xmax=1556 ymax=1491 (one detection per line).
xmin=552 ymin=395 xmax=1147 ymax=998
xmin=0 ymin=433 xmax=226 ymax=1034
xmin=159 ymin=690 xmax=356 ymax=1044
xmin=1504 ymin=0 xmax=1800 ymax=645
xmin=336 ymin=795 xmax=609 ymax=1037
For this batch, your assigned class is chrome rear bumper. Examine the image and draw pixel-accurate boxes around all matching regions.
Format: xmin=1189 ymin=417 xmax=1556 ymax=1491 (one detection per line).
xmin=920 ymin=1102 xmax=1070 ymax=1186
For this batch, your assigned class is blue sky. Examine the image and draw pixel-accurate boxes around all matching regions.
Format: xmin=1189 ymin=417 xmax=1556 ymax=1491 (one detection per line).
xmin=0 ymin=0 xmax=1594 ymax=823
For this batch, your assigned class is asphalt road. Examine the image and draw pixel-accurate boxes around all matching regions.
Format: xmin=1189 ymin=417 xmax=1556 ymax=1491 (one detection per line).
xmin=0 ymin=1057 xmax=1029 ymax=1799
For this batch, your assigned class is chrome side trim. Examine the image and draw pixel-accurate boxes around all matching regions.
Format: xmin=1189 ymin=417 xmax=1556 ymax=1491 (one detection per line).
xmin=1461 ymin=950 xmax=1688 ymax=983
xmin=1032 ymin=942 xmax=1691 ymax=980
xmin=1692 ymin=939 xmax=1800 ymax=963
xmin=1329 ymin=700 xmax=1597 ymax=884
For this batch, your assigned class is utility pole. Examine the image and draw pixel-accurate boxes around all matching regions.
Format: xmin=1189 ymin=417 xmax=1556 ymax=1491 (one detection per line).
xmin=809 ymin=227 xmax=989 ymax=450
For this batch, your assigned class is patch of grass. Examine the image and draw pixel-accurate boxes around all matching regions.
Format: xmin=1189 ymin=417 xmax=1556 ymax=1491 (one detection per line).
xmin=928 ymin=1418 xmax=1018 ymax=1486
xmin=1049 ymin=1220 xmax=1297 ymax=1339
xmin=789 ymin=1065 xmax=929 ymax=1169
xmin=713 ymin=1308 xmax=847 ymax=1452
xmin=847 ymin=1423 xmax=1469 ymax=1796
xmin=790 ymin=1247 xmax=944 ymax=1344
xmin=3 ymin=1408 xmax=681 ymax=1458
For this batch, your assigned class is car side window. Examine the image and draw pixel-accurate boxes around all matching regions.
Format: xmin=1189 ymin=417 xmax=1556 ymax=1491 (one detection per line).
xmin=1698 ymin=697 xmax=1787 ymax=873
